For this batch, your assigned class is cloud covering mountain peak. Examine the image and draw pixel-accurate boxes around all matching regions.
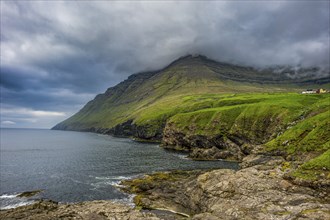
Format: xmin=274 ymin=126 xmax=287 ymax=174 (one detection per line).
xmin=1 ymin=1 xmax=329 ymax=128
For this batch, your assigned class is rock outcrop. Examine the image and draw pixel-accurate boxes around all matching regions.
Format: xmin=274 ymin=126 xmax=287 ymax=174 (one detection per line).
xmin=161 ymin=121 xmax=254 ymax=161
xmin=122 ymin=155 xmax=330 ymax=220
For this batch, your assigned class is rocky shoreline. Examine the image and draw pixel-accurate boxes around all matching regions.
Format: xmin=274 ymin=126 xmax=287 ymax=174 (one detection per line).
xmin=1 ymin=154 xmax=329 ymax=220
xmin=0 ymin=200 xmax=161 ymax=220
xmin=120 ymin=154 xmax=329 ymax=220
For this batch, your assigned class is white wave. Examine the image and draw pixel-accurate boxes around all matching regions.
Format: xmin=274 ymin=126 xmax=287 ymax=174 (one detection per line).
xmin=0 ymin=201 xmax=35 ymax=210
xmin=111 ymin=194 xmax=135 ymax=207
xmin=96 ymin=134 xmax=108 ymax=137
xmin=111 ymin=176 xmax=133 ymax=180
xmin=92 ymin=175 xmax=141 ymax=189
xmin=95 ymin=175 xmax=133 ymax=180
xmin=91 ymin=180 xmax=122 ymax=189
xmin=108 ymin=181 xmax=121 ymax=187
xmin=50 ymin=173 xmax=65 ymax=179
xmin=95 ymin=176 xmax=112 ymax=180
xmin=0 ymin=194 xmax=19 ymax=199
xmin=173 ymin=153 xmax=190 ymax=160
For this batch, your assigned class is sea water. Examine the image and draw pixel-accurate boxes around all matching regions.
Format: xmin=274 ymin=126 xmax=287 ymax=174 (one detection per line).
xmin=0 ymin=128 xmax=238 ymax=209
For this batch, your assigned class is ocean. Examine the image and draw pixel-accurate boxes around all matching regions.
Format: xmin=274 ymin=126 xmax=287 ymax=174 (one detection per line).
xmin=0 ymin=128 xmax=238 ymax=209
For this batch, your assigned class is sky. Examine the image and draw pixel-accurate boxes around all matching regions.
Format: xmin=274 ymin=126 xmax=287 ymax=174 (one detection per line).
xmin=1 ymin=1 xmax=329 ymax=128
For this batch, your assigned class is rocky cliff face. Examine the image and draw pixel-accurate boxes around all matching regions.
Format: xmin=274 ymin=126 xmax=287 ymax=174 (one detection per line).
xmin=162 ymin=122 xmax=246 ymax=161
xmin=161 ymin=93 xmax=330 ymax=162
xmin=161 ymin=105 xmax=288 ymax=161
xmin=98 ymin=120 xmax=164 ymax=141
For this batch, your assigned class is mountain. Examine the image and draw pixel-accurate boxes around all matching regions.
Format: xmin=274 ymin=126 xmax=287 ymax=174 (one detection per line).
xmin=53 ymin=54 xmax=329 ymax=137
xmin=53 ymin=54 xmax=330 ymax=182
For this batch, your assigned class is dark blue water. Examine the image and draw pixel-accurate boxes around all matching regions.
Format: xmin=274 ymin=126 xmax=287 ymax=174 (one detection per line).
xmin=0 ymin=128 xmax=238 ymax=209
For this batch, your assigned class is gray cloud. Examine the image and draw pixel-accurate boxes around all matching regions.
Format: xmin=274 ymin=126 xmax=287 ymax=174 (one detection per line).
xmin=1 ymin=1 xmax=329 ymax=128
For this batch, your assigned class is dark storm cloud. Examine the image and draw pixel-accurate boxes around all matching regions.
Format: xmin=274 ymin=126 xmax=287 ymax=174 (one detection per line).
xmin=1 ymin=1 xmax=329 ymax=128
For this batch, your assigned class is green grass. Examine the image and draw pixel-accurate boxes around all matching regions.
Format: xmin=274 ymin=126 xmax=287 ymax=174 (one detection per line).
xmin=301 ymin=149 xmax=330 ymax=171
xmin=266 ymin=109 xmax=330 ymax=154
xmin=166 ymin=93 xmax=329 ymax=144
xmin=292 ymin=149 xmax=330 ymax=181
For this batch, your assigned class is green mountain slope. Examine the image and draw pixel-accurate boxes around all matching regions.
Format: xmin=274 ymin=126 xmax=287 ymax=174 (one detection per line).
xmin=52 ymin=55 xmax=329 ymax=138
xmin=53 ymin=55 xmax=330 ymax=183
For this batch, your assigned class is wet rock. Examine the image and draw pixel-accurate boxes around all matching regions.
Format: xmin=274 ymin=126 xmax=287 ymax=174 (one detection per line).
xmin=17 ymin=190 xmax=43 ymax=198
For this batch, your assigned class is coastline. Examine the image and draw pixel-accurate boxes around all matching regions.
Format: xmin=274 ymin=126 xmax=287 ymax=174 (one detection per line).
xmin=1 ymin=154 xmax=329 ymax=220
xmin=1 ymin=129 xmax=329 ymax=219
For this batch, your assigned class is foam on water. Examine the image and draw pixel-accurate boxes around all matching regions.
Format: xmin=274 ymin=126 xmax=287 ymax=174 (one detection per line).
xmin=0 ymin=193 xmax=37 ymax=210
xmin=1 ymin=201 xmax=36 ymax=210
xmin=172 ymin=153 xmax=189 ymax=160
xmin=0 ymin=194 xmax=19 ymax=199
xmin=92 ymin=175 xmax=138 ymax=189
